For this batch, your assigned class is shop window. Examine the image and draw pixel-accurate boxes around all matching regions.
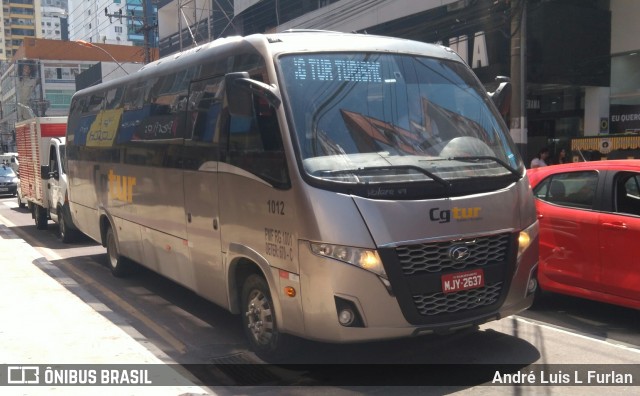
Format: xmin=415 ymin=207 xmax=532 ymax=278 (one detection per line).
xmin=611 ymin=53 xmax=640 ymax=105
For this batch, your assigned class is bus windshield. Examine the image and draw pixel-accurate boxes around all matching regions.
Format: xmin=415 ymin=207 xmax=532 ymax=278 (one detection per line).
xmin=278 ymin=52 xmax=523 ymax=185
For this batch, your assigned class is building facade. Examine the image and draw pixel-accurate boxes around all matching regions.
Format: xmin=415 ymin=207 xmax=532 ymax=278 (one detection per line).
xmin=157 ymin=0 xmax=235 ymax=57
xmin=40 ymin=6 xmax=66 ymax=40
xmin=0 ymin=0 xmax=43 ymax=61
xmin=0 ymin=38 xmax=148 ymax=152
xmin=67 ymin=0 xmax=158 ymax=47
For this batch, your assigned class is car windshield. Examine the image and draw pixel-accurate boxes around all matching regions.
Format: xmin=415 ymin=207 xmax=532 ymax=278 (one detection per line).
xmin=278 ymin=52 xmax=523 ymax=185
xmin=0 ymin=166 xmax=16 ymax=177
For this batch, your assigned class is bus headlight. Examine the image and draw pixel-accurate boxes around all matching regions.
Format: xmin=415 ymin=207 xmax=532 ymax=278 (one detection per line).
xmin=517 ymin=221 xmax=538 ymax=259
xmin=310 ymin=242 xmax=387 ymax=279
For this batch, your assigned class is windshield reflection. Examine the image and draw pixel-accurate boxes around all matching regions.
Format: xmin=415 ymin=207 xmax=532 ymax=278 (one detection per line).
xmin=279 ymin=53 xmax=522 ymax=184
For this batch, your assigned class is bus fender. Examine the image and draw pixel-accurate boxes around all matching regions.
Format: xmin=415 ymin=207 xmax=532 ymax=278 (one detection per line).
xmin=226 ymin=242 xmax=282 ymax=320
xmin=98 ymin=209 xmax=117 ymax=248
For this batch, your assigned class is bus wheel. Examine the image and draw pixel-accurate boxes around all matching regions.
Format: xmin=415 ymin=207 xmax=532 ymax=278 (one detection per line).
xmin=58 ymin=206 xmax=77 ymax=243
xmin=105 ymin=226 xmax=131 ymax=277
xmin=241 ymin=274 xmax=296 ymax=361
xmin=34 ymin=205 xmax=48 ymax=230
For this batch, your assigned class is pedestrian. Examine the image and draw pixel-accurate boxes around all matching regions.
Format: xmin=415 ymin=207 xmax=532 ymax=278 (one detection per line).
xmin=555 ymin=148 xmax=569 ymax=164
xmin=530 ymin=147 xmax=550 ymax=168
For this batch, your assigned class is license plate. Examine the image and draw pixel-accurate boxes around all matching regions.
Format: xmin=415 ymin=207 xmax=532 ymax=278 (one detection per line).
xmin=0 ymin=188 xmax=7 ymax=192
xmin=441 ymin=269 xmax=484 ymax=294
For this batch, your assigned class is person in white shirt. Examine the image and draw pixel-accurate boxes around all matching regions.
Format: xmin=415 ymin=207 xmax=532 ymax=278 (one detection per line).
xmin=530 ymin=147 xmax=550 ymax=168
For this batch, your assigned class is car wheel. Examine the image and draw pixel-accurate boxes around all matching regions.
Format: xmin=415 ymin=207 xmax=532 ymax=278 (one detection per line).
xmin=241 ymin=274 xmax=297 ymax=361
xmin=105 ymin=226 xmax=132 ymax=277
xmin=34 ymin=205 xmax=48 ymax=230
xmin=530 ymin=274 xmax=547 ymax=309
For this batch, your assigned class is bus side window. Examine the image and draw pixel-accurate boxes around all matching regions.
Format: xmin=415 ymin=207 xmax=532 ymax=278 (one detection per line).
xmin=183 ymin=77 xmax=224 ymax=170
xmin=225 ymin=95 xmax=289 ymax=188
xmin=256 ymin=97 xmax=283 ymax=152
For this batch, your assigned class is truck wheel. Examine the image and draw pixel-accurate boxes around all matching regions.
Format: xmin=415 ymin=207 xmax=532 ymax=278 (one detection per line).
xmin=105 ymin=226 xmax=131 ymax=277
xmin=34 ymin=205 xmax=48 ymax=230
xmin=58 ymin=207 xmax=77 ymax=243
xmin=241 ymin=274 xmax=297 ymax=361
xmin=17 ymin=195 xmax=25 ymax=209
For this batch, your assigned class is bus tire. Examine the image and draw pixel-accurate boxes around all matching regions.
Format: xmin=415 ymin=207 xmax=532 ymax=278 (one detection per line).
xmin=34 ymin=205 xmax=48 ymax=230
xmin=58 ymin=206 xmax=77 ymax=243
xmin=241 ymin=274 xmax=297 ymax=362
xmin=105 ymin=226 xmax=131 ymax=277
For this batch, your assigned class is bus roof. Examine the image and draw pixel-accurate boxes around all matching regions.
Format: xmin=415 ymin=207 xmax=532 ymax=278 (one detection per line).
xmin=140 ymin=31 xmax=462 ymax=74
xmin=74 ymin=31 xmax=463 ymax=97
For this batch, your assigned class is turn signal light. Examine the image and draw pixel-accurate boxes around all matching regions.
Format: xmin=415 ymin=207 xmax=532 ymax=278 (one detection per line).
xmin=284 ymin=286 xmax=296 ymax=297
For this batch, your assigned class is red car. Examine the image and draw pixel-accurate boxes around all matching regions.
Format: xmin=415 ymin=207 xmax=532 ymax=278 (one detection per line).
xmin=528 ymin=160 xmax=640 ymax=310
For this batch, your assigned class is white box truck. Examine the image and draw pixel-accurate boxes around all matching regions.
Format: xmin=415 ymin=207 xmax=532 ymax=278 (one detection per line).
xmin=16 ymin=116 xmax=79 ymax=242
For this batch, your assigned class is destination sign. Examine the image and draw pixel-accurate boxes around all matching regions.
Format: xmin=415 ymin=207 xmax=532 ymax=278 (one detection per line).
xmin=292 ymin=57 xmax=382 ymax=82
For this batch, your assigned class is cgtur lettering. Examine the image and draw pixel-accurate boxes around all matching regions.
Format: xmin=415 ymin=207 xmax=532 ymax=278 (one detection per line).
xmin=108 ymin=170 xmax=136 ymax=203
xmin=429 ymin=207 xmax=481 ymax=223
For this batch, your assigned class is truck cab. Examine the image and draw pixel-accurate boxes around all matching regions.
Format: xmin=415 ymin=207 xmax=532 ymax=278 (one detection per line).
xmin=43 ymin=138 xmax=72 ymax=235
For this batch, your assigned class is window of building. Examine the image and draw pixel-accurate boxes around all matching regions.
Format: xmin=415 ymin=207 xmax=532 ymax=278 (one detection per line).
xmin=45 ymin=89 xmax=75 ymax=110
xmin=611 ymin=52 xmax=640 ymax=106
xmin=115 ymin=26 xmax=122 ymax=33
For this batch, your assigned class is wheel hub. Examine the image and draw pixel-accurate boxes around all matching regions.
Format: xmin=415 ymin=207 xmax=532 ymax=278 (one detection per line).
xmin=245 ymin=290 xmax=274 ymax=345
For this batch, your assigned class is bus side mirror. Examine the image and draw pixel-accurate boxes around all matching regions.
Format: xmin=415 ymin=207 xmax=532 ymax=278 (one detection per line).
xmin=225 ymin=72 xmax=253 ymax=117
xmin=488 ymin=76 xmax=511 ymax=117
xmin=225 ymin=72 xmax=282 ymax=117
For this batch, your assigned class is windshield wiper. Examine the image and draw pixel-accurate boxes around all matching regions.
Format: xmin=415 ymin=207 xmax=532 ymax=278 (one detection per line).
xmin=448 ymin=156 xmax=521 ymax=178
xmin=317 ymin=165 xmax=451 ymax=188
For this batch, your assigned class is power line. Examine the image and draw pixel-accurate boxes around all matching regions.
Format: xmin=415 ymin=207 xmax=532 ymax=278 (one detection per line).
xmin=105 ymin=4 xmax=157 ymax=63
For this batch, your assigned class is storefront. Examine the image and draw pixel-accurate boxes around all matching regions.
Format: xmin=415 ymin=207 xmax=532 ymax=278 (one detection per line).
xmin=366 ymin=0 xmax=611 ymax=163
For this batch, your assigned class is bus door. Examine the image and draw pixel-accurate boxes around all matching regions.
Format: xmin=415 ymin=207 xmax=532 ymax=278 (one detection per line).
xmin=183 ymin=77 xmax=225 ymax=304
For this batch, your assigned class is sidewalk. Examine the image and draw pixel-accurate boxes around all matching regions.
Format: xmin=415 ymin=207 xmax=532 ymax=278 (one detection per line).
xmin=0 ymin=222 xmax=210 ymax=395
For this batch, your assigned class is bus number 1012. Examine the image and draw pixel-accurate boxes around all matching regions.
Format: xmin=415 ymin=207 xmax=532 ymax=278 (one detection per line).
xmin=268 ymin=200 xmax=285 ymax=215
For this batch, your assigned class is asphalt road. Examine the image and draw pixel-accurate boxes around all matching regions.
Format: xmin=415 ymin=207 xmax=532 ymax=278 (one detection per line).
xmin=1 ymin=196 xmax=638 ymax=393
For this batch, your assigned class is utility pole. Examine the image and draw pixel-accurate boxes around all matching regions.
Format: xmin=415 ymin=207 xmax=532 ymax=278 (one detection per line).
xmin=105 ymin=1 xmax=157 ymax=64
xmin=510 ymin=0 xmax=527 ymax=160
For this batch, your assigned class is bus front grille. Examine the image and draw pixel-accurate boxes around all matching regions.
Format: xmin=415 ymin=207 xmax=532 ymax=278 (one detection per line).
xmin=396 ymin=233 xmax=510 ymax=276
xmin=412 ymin=282 xmax=503 ymax=316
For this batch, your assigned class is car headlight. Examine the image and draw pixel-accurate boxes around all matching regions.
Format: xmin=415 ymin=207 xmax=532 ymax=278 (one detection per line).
xmin=517 ymin=220 xmax=539 ymax=259
xmin=310 ymin=242 xmax=387 ymax=279
xmin=12 ymin=177 xmax=18 ymax=183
